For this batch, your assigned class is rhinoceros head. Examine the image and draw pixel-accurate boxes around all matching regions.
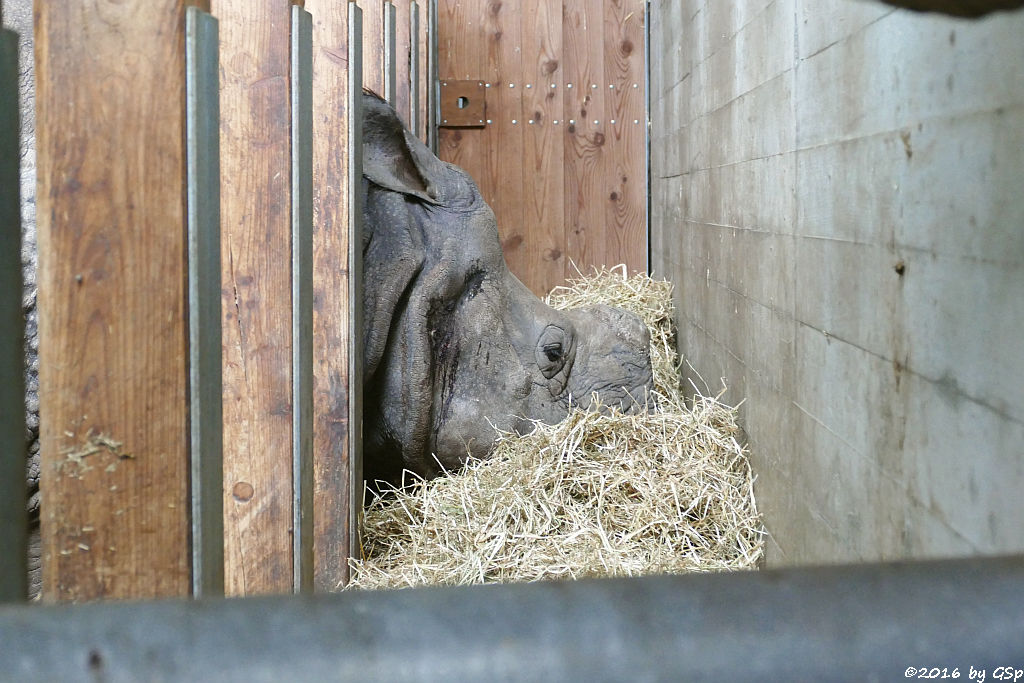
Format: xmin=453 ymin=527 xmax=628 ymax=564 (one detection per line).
xmin=361 ymin=93 xmax=654 ymax=484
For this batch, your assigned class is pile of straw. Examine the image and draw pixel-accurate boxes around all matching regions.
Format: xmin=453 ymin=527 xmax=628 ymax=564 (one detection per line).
xmin=347 ymin=266 xmax=763 ymax=590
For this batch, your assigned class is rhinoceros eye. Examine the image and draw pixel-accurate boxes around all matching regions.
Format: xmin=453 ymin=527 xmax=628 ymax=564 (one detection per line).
xmin=536 ymin=325 xmax=572 ymax=380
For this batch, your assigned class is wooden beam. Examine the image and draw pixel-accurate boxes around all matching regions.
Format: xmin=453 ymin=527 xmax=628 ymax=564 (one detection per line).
xmin=36 ymin=0 xmax=206 ymax=601
xmin=392 ymin=0 xmax=412 ymax=125
xmin=357 ymin=0 xmax=387 ymax=97
xmin=212 ymin=0 xmax=296 ymax=595
xmin=304 ymin=0 xmax=361 ymax=591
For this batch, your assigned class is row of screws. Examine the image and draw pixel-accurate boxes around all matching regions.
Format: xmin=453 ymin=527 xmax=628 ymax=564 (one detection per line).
xmin=492 ymin=119 xmax=643 ymax=125
xmin=442 ymin=82 xmax=641 ymax=89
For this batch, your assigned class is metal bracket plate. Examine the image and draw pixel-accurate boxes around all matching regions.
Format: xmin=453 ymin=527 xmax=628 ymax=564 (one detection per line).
xmin=439 ymin=80 xmax=485 ymax=128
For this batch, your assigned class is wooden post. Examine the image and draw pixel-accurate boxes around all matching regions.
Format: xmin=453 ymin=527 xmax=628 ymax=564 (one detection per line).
xmin=36 ymin=0 xmax=211 ymax=601
xmin=357 ymin=0 xmax=388 ymax=97
xmin=212 ymin=0 xmax=298 ymax=595
xmin=0 ymin=25 xmax=26 ymax=604
xmin=392 ymin=0 xmax=412 ymax=125
xmin=305 ymin=0 xmax=362 ymax=591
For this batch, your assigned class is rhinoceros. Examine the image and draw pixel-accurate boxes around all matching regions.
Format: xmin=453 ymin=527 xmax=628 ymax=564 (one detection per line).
xmin=361 ymin=93 xmax=654 ymax=484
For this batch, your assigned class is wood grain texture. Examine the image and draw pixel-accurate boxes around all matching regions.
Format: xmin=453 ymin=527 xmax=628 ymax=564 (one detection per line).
xmin=520 ymin=0 xmax=564 ymax=295
xmin=392 ymin=0 xmax=412 ymax=125
xmin=437 ymin=0 xmax=648 ymax=295
xmin=603 ymin=0 xmax=645 ymax=276
xmin=357 ymin=0 xmax=386 ymax=97
xmin=36 ymin=0 xmax=195 ymax=601
xmin=213 ymin=0 xmax=295 ymax=596
xmin=563 ymin=0 xmax=608 ymax=282
xmin=437 ymin=0 xmax=486 ymax=193
xmin=481 ymin=0 xmax=525 ymax=280
xmin=416 ymin=1 xmax=429 ymax=141
xmin=305 ymin=0 xmax=354 ymax=591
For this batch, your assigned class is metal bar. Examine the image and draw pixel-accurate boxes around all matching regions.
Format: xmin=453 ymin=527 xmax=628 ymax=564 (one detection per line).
xmin=0 ymin=28 xmax=26 ymax=604
xmin=2 ymin=556 xmax=1024 ymax=680
xmin=185 ymin=5 xmax=225 ymax=601
xmin=291 ymin=4 xmax=314 ymax=595
xmin=643 ymin=0 xmax=651 ymax=275
xmin=426 ymin=0 xmax=438 ymax=154
xmin=348 ymin=1 xmax=365 ymax=568
xmin=409 ymin=1 xmax=420 ymax=137
xmin=383 ymin=1 xmax=397 ymax=105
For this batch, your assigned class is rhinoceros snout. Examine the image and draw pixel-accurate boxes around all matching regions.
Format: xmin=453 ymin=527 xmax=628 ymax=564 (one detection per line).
xmin=563 ymin=304 xmax=655 ymax=414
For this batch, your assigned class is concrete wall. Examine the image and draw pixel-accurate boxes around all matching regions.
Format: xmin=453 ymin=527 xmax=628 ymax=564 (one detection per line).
xmin=649 ymin=0 xmax=1024 ymax=565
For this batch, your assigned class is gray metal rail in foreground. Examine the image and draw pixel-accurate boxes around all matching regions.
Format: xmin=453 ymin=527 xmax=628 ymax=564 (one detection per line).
xmin=2 ymin=556 xmax=1023 ymax=682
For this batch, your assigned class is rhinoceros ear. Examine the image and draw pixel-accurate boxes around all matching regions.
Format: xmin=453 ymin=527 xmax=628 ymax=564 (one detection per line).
xmin=362 ymin=93 xmax=446 ymax=204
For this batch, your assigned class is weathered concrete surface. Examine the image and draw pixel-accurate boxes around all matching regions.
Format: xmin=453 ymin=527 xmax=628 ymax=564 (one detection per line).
xmin=650 ymin=0 xmax=1024 ymax=565
xmin=3 ymin=0 xmax=38 ymax=598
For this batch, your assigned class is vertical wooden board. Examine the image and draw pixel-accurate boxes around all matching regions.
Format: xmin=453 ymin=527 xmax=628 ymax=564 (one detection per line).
xmin=603 ymin=0 xmax=646 ymax=275
xmin=357 ymin=0 xmax=386 ymax=96
xmin=519 ymin=0 xmax=564 ymax=296
xmin=481 ymin=0 xmax=525 ymax=280
xmin=36 ymin=0 xmax=194 ymax=601
xmin=415 ymin=1 xmax=429 ymax=141
xmin=212 ymin=0 xmax=294 ymax=596
xmin=393 ymin=0 xmax=412 ymax=125
xmin=304 ymin=0 xmax=354 ymax=591
xmin=563 ymin=0 xmax=608 ymax=277
xmin=437 ymin=0 xmax=486 ymax=194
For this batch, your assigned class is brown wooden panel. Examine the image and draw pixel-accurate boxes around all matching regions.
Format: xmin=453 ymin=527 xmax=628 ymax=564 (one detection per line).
xmin=481 ymin=0 xmax=525 ymax=279
xmin=357 ymin=0 xmax=386 ymax=97
xmin=36 ymin=0 xmax=202 ymax=601
xmin=437 ymin=0 xmax=486 ymax=193
xmin=438 ymin=0 xmax=647 ymax=295
xmin=305 ymin=0 xmax=355 ymax=591
xmin=520 ymin=0 xmax=565 ymax=295
xmin=393 ymin=0 xmax=412 ymax=125
xmin=416 ymin=0 xmax=429 ymax=141
xmin=563 ymin=0 xmax=609 ymax=281
xmin=213 ymin=0 xmax=295 ymax=596
xmin=603 ymin=0 xmax=646 ymax=276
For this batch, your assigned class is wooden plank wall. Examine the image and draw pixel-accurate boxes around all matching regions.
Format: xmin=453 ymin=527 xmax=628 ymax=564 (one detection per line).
xmin=437 ymin=0 xmax=647 ymax=297
xmin=35 ymin=0 xmax=423 ymax=599
xmin=36 ymin=0 xmax=203 ymax=601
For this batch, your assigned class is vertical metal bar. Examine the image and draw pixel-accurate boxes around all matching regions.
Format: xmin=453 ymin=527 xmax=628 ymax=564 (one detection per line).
xmin=348 ymin=2 xmax=365 ymax=563
xmin=383 ymin=1 xmax=397 ymax=105
xmin=409 ymin=1 xmax=420 ymax=137
xmin=644 ymin=0 xmax=651 ymax=274
xmin=291 ymin=4 xmax=314 ymax=595
xmin=0 ymin=27 xmax=26 ymax=604
xmin=185 ymin=7 xmax=224 ymax=599
xmin=426 ymin=0 xmax=438 ymax=154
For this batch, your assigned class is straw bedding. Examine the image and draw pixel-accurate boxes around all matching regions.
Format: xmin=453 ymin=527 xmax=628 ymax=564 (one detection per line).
xmin=346 ymin=266 xmax=764 ymax=590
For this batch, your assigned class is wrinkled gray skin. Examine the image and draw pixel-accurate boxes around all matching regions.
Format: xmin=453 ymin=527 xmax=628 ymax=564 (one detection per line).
xmin=361 ymin=94 xmax=654 ymax=485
